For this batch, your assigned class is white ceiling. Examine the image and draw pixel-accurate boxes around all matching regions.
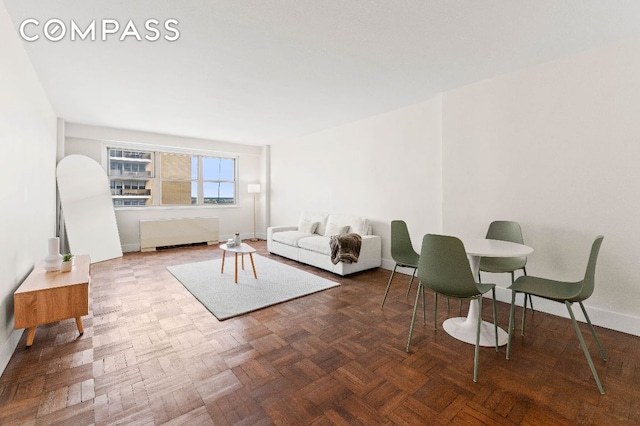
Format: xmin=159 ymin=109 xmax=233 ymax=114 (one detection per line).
xmin=5 ymin=1 xmax=640 ymax=145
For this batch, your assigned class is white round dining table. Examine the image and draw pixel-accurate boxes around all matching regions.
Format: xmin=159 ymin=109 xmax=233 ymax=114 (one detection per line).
xmin=442 ymin=238 xmax=533 ymax=347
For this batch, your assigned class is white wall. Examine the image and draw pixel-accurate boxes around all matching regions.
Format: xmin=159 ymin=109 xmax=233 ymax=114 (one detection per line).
xmin=270 ymin=98 xmax=443 ymax=265
xmin=442 ymin=36 xmax=640 ymax=335
xmin=65 ymin=124 xmax=266 ymax=251
xmin=0 ymin=3 xmax=58 ymax=373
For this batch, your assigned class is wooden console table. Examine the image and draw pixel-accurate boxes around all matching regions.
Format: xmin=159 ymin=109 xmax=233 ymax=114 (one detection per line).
xmin=14 ymin=254 xmax=90 ymax=347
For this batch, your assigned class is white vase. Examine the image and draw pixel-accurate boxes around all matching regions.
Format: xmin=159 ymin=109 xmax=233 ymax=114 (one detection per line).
xmin=44 ymin=237 xmax=62 ymax=272
xmin=234 ymin=233 xmax=241 ymax=246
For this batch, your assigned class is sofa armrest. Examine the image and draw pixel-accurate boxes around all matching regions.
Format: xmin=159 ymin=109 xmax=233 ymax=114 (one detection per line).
xmin=359 ymin=235 xmax=382 ymax=263
xmin=267 ymin=225 xmax=298 ymax=252
xmin=267 ymin=225 xmax=298 ymax=238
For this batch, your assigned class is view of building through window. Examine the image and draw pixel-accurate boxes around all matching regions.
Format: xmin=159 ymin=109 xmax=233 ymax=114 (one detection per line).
xmin=107 ymin=148 xmax=236 ymax=206
xmin=109 ymin=149 xmax=154 ymax=206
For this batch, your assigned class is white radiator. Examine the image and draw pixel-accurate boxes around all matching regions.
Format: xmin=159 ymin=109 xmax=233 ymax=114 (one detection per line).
xmin=140 ymin=217 xmax=219 ymax=251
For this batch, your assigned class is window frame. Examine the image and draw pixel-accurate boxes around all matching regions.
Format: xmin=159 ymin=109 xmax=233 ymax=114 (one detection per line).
xmin=104 ymin=142 xmax=238 ymax=209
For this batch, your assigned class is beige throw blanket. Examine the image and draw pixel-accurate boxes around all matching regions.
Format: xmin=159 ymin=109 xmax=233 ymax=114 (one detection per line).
xmin=329 ymin=233 xmax=362 ymax=265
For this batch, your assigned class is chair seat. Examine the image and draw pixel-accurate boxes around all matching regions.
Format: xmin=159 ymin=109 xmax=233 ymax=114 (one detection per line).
xmin=476 ymin=282 xmax=497 ymax=296
xmin=397 ymin=259 xmax=419 ymax=269
xmin=433 ymin=281 xmax=495 ymax=299
xmin=510 ymin=275 xmax=582 ymax=302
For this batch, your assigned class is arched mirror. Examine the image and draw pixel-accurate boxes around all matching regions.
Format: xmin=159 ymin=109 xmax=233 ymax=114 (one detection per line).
xmin=57 ymin=154 xmax=123 ymax=263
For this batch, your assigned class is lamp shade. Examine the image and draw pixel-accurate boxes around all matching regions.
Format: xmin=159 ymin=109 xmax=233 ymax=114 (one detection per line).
xmin=248 ymin=184 xmax=261 ymax=194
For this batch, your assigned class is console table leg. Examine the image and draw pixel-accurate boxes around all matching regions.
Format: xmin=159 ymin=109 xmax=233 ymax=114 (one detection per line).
xmin=26 ymin=327 xmax=36 ymax=347
xmin=75 ymin=316 xmax=84 ymax=335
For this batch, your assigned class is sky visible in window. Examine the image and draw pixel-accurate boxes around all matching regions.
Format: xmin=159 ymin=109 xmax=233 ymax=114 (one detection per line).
xmin=200 ymin=157 xmax=235 ymax=199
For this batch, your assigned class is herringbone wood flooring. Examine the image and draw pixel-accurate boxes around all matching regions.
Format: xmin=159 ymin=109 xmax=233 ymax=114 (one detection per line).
xmin=1 ymin=241 xmax=638 ymax=425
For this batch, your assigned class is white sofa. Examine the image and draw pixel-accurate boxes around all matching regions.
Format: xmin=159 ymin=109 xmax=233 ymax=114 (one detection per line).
xmin=267 ymin=212 xmax=382 ymax=275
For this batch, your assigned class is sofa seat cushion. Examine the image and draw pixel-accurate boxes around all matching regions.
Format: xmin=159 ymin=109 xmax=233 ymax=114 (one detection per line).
xmin=297 ymin=236 xmax=331 ymax=255
xmin=272 ymin=231 xmax=313 ymax=247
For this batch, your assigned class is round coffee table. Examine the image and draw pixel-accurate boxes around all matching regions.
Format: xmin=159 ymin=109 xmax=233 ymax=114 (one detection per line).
xmin=219 ymin=242 xmax=258 ymax=283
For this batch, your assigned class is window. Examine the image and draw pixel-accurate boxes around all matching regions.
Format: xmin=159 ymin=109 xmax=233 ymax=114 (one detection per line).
xmin=160 ymin=153 xmax=194 ymax=205
xmin=108 ymin=149 xmax=154 ymax=206
xmin=202 ymin=157 xmax=235 ymax=205
xmin=107 ymin=147 xmax=236 ymax=207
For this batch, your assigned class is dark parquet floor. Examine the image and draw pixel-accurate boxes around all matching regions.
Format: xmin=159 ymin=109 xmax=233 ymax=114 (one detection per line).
xmin=1 ymin=240 xmax=639 ymax=425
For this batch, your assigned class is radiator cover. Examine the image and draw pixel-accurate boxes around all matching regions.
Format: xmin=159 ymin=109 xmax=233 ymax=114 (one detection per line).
xmin=140 ymin=217 xmax=219 ymax=251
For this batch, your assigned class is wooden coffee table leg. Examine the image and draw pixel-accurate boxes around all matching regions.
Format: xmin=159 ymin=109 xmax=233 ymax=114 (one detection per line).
xmin=26 ymin=327 xmax=36 ymax=347
xmin=234 ymin=253 xmax=238 ymax=283
xmin=221 ymin=250 xmax=226 ymax=273
xmin=249 ymin=253 xmax=257 ymax=279
xmin=242 ymin=253 xmax=245 ymax=269
xmin=75 ymin=317 xmax=84 ymax=335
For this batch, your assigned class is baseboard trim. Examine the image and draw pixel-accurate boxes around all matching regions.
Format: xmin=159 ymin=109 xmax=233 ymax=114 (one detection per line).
xmin=0 ymin=329 xmax=23 ymax=377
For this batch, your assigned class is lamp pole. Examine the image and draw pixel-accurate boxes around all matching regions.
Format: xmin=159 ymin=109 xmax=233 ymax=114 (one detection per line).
xmin=248 ymin=184 xmax=261 ymax=241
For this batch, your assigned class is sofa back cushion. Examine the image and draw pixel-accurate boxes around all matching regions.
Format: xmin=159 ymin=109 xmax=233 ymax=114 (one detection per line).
xmin=324 ymin=223 xmax=350 ymax=236
xmin=298 ymin=211 xmax=329 ymax=235
xmin=298 ymin=220 xmax=319 ymax=234
xmin=326 ymin=214 xmax=370 ymax=236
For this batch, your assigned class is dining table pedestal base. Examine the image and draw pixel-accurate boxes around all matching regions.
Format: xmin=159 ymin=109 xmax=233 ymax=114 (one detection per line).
xmin=442 ymin=303 xmax=508 ymax=347
xmin=439 ymin=239 xmax=534 ymax=348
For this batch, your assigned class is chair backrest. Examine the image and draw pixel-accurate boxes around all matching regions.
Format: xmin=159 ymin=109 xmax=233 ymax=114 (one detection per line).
xmin=574 ymin=235 xmax=605 ymax=302
xmin=481 ymin=220 xmax=527 ymax=271
xmin=390 ymin=220 xmax=419 ymax=265
xmin=417 ymin=234 xmax=479 ymax=298
xmin=485 ymin=221 xmax=524 ymax=244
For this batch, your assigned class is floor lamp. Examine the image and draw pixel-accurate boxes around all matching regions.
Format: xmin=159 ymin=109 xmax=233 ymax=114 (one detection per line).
xmin=248 ymin=184 xmax=261 ymax=241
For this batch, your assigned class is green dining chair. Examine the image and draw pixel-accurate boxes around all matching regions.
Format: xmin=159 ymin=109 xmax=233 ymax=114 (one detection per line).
xmin=407 ymin=234 xmax=499 ymax=382
xmin=479 ymin=221 xmax=533 ymax=324
xmin=381 ymin=220 xmax=420 ymax=309
xmin=506 ymin=235 xmax=607 ymax=394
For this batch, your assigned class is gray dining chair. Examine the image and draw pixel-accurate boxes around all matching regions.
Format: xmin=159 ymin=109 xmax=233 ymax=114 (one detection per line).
xmin=381 ymin=220 xmax=420 ymax=308
xmin=407 ymin=234 xmax=499 ymax=382
xmin=479 ymin=221 xmax=533 ymax=329
xmin=506 ymin=235 xmax=607 ymax=394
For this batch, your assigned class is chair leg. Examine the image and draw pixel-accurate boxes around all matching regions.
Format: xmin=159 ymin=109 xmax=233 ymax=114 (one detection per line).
xmin=406 ymin=281 xmax=423 ymax=352
xmin=511 ymin=272 xmax=528 ymax=336
xmin=520 ymin=293 xmax=528 ymax=336
xmin=421 ymin=280 xmax=426 ymax=325
xmin=473 ymin=296 xmax=482 ymax=382
xmin=433 ymin=293 xmax=438 ymax=330
xmin=506 ymin=290 xmax=517 ymax=360
xmin=381 ymin=264 xmax=398 ymax=308
xmin=579 ymin=301 xmax=608 ymax=361
xmin=491 ymin=287 xmax=498 ymax=352
xmin=405 ymin=268 xmax=417 ymax=298
xmin=522 ymin=267 xmax=534 ymax=315
xmin=565 ymin=301 xmax=605 ymax=394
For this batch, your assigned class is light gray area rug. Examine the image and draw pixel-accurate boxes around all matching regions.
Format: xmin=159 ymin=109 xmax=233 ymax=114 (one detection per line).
xmin=167 ymin=254 xmax=340 ymax=320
